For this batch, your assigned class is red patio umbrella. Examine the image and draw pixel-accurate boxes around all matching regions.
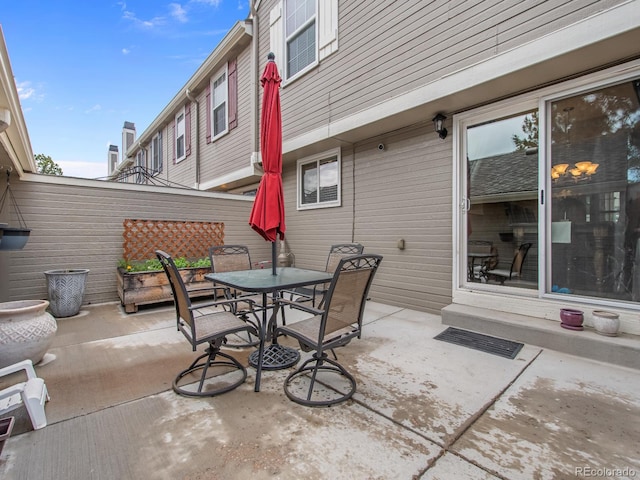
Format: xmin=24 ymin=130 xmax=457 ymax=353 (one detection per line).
xmin=249 ymin=53 xmax=285 ymax=275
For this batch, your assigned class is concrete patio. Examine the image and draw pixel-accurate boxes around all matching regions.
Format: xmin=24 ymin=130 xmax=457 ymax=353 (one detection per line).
xmin=1 ymin=300 xmax=639 ymax=479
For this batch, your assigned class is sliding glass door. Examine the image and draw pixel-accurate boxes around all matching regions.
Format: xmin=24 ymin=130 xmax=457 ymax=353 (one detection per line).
xmin=458 ymin=66 xmax=640 ymax=307
xmin=463 ymin=110 xmax=539 ymax=289
xmin=549 ymin=80 xmax=640 ymax=302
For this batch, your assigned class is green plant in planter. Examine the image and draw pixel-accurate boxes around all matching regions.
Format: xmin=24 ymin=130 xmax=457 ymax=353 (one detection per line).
xmin=118 ymin=256 xmax=211 ymax=272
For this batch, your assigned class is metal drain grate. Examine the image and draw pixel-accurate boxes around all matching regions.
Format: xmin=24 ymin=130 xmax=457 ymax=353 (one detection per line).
xmin=434 ymin=327 xmax=524 ymax=359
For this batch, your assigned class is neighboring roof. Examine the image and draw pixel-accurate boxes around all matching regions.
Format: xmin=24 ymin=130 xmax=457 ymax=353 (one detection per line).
xmin=470 ymin=132 xmax=631 ymax=201
xmin=470 ymin=149 xmax=538 ymax=200
xmin=0 ymin=25 xmax=36 ymax=175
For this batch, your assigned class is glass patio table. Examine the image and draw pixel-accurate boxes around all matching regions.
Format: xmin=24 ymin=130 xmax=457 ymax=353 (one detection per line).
xmin=205 ymin=267 xmax=333 ymax=392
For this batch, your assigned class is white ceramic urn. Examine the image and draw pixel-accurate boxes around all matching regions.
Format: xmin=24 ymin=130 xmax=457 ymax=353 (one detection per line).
xmin=0 ymin=299 xmax=57 ymax=368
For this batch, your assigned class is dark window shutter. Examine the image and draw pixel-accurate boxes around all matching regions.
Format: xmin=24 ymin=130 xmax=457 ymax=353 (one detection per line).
xmin=185 ymin=103 xmax=192 ymax=157
xmin=228 ymin=58 xmax=237 ymax=130
xmin=205 ymin=84 xmax=212 ymax=143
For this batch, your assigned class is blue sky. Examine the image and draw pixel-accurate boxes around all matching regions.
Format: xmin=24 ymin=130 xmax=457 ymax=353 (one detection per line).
xmin=2 ymin=1 xmax=249 ymax=179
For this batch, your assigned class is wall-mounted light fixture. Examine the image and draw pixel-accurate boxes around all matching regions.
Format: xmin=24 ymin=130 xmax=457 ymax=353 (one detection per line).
xmin=0 ymin=108 xmax=10 ymax=133
xmin=432 ymin=113 xmax=447 ymax=139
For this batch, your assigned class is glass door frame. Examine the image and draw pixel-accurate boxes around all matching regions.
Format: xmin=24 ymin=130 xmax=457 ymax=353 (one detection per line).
xmin=454 ymin=97 xmax=542 ymax=296
xmin=453 ymin=58 xmax=640 ymax=311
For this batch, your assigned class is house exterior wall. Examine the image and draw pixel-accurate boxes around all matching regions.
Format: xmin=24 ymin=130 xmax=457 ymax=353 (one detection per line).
xmin=0 ymin=175 xmax=269 ymax=306
xmin=96 ymin=1 xmax=640 ymax=331
xmin=280 ymin=149 xmax=356 ymax=270
xmin=167 ymin=104 xmax=198 ymax=188
xmin=253 ymin=0 xmax=640 ymax=328
xmin=261 ymin=0 xmax=627 ymax=143
xmin=278 ymin=121 xmax=452 ymax=315
xmin=352 ymin=124 xmax=453 ymax=314
xmin=199 ymin=47 xmax=255 ymax=183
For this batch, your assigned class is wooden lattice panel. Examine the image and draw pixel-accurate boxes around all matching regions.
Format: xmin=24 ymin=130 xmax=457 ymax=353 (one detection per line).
xmin=122 ymin=219 xmax=224 ymax=261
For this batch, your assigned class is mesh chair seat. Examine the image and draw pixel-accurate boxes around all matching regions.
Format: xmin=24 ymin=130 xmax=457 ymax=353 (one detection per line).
xmin=156 ymin=250 xmax=259 ymax=397
xmin=208 ymin=245 xmax=270 ymax=347
xmin=283 ymin=243 xmax=364 ymax=318
xmin=184 ymin=310 xmax=255 ymax=344
xmin=275 ymin=254 xmax=382 ymax=407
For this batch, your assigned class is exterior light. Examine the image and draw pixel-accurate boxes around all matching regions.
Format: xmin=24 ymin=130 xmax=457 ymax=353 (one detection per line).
xmin=432 ymin=113 xmax=447 ymax=139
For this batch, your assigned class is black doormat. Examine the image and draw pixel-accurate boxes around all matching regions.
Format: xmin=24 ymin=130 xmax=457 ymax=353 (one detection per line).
xmin=434 ymin=327 xmax=524 ymax=359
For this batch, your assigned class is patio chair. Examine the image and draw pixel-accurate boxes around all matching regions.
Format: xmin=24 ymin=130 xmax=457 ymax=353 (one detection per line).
xmin=156 ymin=250 xmax=260 ymax=397
xmin=0 ymin=359 xmax=49 ymax=430
xmin=274 ymin=253 xmax=382 ymax=406
xmin=208 ymin=244 xmax=271 ymax=346
xmin=486 ymin=243 xmax=532 ymax=285
xmin=469 ymin=240 xmax=498 ymax=281
xmin=284 ymin=243 xmax=365 ymax=308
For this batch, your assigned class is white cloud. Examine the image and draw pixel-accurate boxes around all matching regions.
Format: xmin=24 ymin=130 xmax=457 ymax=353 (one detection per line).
xmin=121 ymin=6 xmax=166 ymax=29
xmin=169 ymin=3 xmax=188 ymax=23
xmin=84 ymin=104 xmax=102 ymax=114
xmin=190 ymin=0 xmax=222 ymax=6
xmin=16 ymin=81 xmax=43 ymax=102
xmin=122 ymin=47 xmax=130 ymax=55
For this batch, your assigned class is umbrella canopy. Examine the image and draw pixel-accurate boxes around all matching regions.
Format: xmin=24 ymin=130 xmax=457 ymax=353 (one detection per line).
xmin=249 ymin=54 xmax=285 ymax=273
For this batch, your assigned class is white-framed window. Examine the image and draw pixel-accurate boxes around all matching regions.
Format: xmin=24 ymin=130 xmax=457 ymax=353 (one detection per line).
xmin=211 ymin=66 xmax=228 ymax=139
xmin=455 ymin=60 xmax=640 ymax=309
xmin=175 ymin=108 xmax=186 ymax=163
xmin=285 ymin=0 xmax=317 ymax=80
xmin=135 ymin=148 xmax=146 ymax=184
xmin=297 ymin=148 xmax=341 ymax=209
xmin=270 ymin=0 xmax=337 ymax=83
xmin=150 ymin=131 xmax=163 ymax=174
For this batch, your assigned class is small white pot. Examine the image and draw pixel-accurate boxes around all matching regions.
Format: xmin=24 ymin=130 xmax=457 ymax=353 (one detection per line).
xmin=591 ymin=310 xmax=620 ymax=337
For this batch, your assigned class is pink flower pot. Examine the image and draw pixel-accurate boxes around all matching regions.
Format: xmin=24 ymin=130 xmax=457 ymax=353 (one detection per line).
xmin=560 ymin=308 xmax=584 ymax=330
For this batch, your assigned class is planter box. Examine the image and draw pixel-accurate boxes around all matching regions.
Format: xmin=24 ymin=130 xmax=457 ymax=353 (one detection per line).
xmin=116 ymin=267 xmax=215 ymax=313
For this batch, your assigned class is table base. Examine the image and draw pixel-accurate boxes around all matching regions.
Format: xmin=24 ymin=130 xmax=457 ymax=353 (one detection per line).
xmin=249 ymin=344 xmax=300 ymax=370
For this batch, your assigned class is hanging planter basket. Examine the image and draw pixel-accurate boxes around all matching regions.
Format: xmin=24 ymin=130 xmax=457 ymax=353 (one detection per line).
xmin=0 ymin=226 xmax=31 ymax=251
xmin=0 ymin=167 xmax=30 ymax=251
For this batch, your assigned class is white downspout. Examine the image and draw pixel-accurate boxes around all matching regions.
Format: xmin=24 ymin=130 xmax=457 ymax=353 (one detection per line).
xmin=250 ymin=0 xmax=260 ymax=162
xmin=186 ymin=88 xmax=200 ymax=188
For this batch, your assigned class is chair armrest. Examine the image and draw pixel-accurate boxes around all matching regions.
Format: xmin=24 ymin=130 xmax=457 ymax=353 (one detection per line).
xmin=190 ymin=297 xmax=258 ymax=312
xmin=277 ymin=297 xmax=324 ymax=316
xmin=280 ymin=288 xmax=314 ymax=301
xmin=0 ymin=359 xmax=36 ymax=380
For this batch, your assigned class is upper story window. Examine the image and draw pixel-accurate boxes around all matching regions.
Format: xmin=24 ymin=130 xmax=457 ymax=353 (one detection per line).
xmin=206 ymin=59 xmax=237 ymax=143
xmin=211 ymin=67 xmax=228 ymax=139
xmin=297 ymin=148 xmax=341 ymax=209
xmin=270 ymin=0 xmax=338 ymax=83
xmin=135 ymin=149 xmax=146 ymax=184
xmin=150 ymin=132 xmax=163 ymax=174
xmin=175 ymin=109 xmax=186 ymax=163
xmin=285 ymin=0 xmax=317 ymax=79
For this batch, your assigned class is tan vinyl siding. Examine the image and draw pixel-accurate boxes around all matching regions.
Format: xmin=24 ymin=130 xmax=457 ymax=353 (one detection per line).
xmin=352 ymin=123 xmax=452 ymax=314
xmin=280 ymin=149 xmax=355 ymax=270
xmin=280 ymin=122 xmax=452 ymax=315
xmin=199 ymin=48 xmax=254 ymax=183
xmin=267 ymin=0 xmax=627 ymax=141
xmin=0 ymin=178 xmax=268 ymax=305
xmin=170 ymin=104 xmax=197 ymax=187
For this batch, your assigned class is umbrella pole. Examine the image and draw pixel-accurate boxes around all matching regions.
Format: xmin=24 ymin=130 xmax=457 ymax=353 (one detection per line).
xmin=271 ymin=240 xmax=277 ymax=275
